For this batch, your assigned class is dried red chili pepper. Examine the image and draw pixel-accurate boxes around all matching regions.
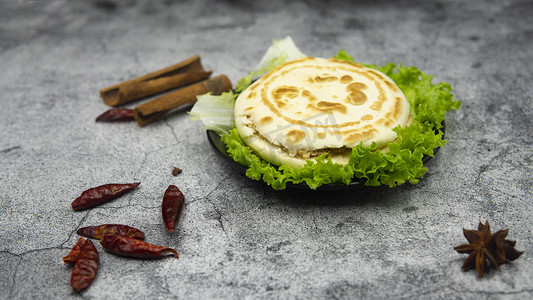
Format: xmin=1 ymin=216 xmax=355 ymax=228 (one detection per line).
xmin=71 ymin=182 xmax=140 ymax=211
xmin=70 ymin=239 xmax=99 ymax=292
xmin=95 ymin=108 xmax=135 ymax=122
xmin=100 ymin=234 xmax=178 ymax=259
xmin=63 ymin=237 xmax=99 ymax=292
xmin=62 ymin=237 xmax=86 ymax=264
xmin=161 ymin=185 xmax=185 ymax=233
xmin=77 ymin=224 xmax=145 ymax=240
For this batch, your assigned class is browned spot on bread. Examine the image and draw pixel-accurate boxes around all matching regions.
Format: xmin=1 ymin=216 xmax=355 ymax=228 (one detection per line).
xmin=340 ymin=75 xmax=353 ymax=84
xmin=316 ymin=101 xmax=347 ymax=114
xmin=244 ymin=106 xmax=254 ymax=111
xmin=376 ymin=118 xmax=393 ymax=127
xmin=301 ymin=89 xmax=317 ymax=102
xmin=370 ymin=93 xmax=386 ymax=111
xmin=361 ymin=114 xmax=373 ymax=121
xmin=368 ymin=70 xmax=385 ymax=81
xmin=275 ymin=100 xmax=287 ymax=108
xmin=392 ymin=97 xmax=403 ymax=120
xmin=272 ymin=86 xmax=299 ymax=100
xmin=347 ymin=82 xmax=367 ymax=90
xmin=340 ymin=124 xmax=374 ymax=135
xmin=385 ymin=81 xmax=398 ymax=92
xmin=249 ymin=80 xmax=263 ymax=92
xmin=346 ymin=82 xmax=368 ymax=105
xmin=260 ymin=116 xmax=273 ymax=125
xmin=383 ymin=97 xmax=403 ymax=120
xmin=314 ymin=75 xmax=338 ymax=83
xmin=317 ymin=132 xmax=326 ymax=139
xmin=247 ymin=91 xmax=256 ymax=99
xmin=343 ymin=128 xmax=377 ymax=144
xmin=330 ymin=58 xmax=364 ymax=69
xmin=346 ymin=90 xmax=367 ymax=105
xmin=286 ymin=130 xmax=306 ymax=144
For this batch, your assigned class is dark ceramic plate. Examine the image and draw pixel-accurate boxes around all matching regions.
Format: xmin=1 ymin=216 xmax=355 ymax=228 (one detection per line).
xmin=207 ymin=123 xmax=444 ymax=190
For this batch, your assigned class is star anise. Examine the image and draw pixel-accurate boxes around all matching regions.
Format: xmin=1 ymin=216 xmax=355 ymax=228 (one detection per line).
xmin=454 ymin=220 xmax=523 ymax=278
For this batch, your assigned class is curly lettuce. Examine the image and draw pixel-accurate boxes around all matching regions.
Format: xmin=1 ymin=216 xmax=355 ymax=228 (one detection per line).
xmin=193 ymin=40 xmax=461 ymax=190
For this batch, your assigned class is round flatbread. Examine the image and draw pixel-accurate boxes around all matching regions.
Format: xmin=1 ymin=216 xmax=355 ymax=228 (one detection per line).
xmin=234 ymin=57 xmax=411 ymax=168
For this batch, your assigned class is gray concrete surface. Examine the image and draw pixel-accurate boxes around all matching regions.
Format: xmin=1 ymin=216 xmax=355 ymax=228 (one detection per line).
xmin=1 ymin=0 xmax=532 ymax=299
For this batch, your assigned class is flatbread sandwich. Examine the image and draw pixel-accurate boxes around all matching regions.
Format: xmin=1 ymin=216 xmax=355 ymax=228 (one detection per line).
xmin=234 ymin=57 xmax=411 ymax=169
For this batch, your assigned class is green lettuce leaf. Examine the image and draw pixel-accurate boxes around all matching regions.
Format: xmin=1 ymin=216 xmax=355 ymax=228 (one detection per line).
xmin=189 ymin=91 xmax=237 ymax=135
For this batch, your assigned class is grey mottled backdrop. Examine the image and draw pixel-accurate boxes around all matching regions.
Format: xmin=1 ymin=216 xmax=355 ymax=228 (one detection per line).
xmin=1 ymin=0 xmax=532 ymax=299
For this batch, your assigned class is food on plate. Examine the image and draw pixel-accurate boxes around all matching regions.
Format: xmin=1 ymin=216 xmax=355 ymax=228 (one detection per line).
xmin=191 ymin=37 xmax=461 ymax=190
xmin=234 ymin=56 xmax=411 ymax=169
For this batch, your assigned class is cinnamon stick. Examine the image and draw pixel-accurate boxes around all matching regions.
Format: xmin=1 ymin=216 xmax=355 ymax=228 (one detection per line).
xmin=134 ymin=74 xmax=232 ymax=127
xmin=100 ymin=55 xmax=212 ymax=106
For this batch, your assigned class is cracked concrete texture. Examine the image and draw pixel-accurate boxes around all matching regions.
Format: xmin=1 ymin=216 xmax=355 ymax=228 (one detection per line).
xmin=1 ymin=0 xmax=532 ymax=299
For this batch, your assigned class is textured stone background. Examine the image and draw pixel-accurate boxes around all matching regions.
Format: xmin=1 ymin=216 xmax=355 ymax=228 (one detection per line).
xmin=1 ymin=0 xmax=532 ymax=299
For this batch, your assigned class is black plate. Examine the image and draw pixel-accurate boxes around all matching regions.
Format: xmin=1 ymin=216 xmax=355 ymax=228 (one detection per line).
xmin=206 ymin=123 xmax=444 ymax=190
